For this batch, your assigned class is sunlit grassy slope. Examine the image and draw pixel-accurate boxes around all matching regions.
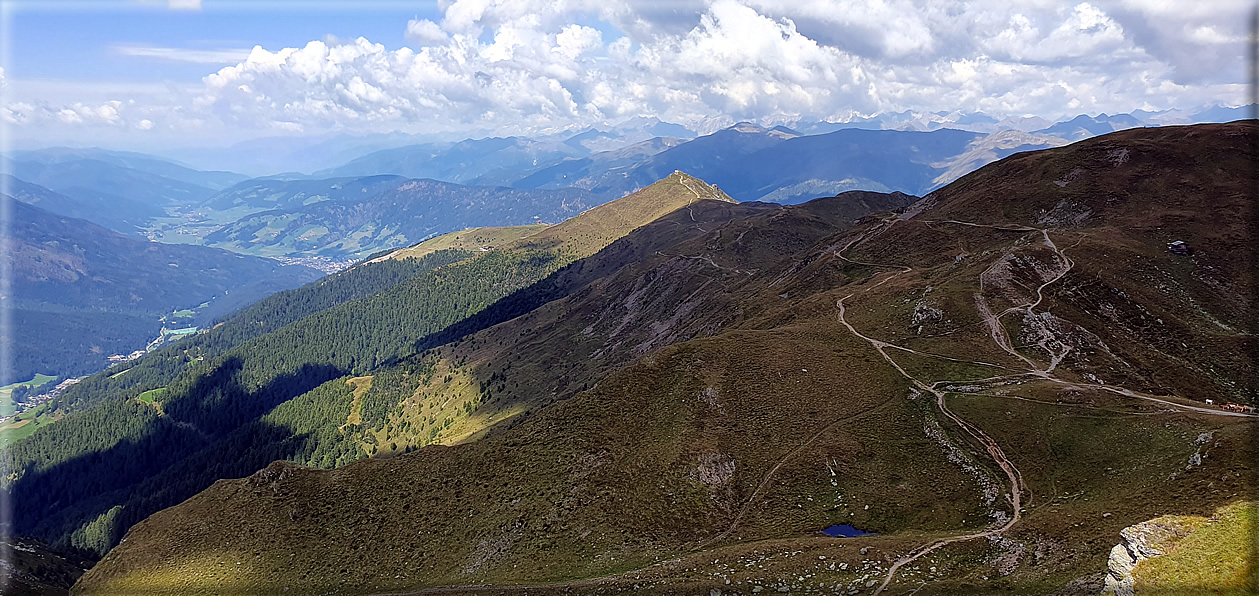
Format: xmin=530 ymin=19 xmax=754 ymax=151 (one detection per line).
xmin=75 ymin=123 xmax=1258 ymax=596
xmin=1133 ymin=501 xmax=1256 ymax=595
xmin=378 ymin=223 xmax=551 ymax=262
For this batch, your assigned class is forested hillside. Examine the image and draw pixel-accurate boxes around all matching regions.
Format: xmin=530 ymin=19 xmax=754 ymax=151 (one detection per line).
xmin=48 ymin=248 xmax=472 ymax=415
xmin=2 ymin=175 xmax=156 ymax=236
xmin=4 ymin=173 xmax=742 ymax=556
xmin=199 ymin=175 xmax=409 ymax=212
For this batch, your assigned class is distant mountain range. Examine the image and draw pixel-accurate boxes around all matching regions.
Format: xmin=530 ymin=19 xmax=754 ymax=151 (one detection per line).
xmin=433 ymin=123 xmax=1058 ymax=204
xmin=2 ymin=148 xmax=244 ymax=236
xmin=3 ymin=155 xmax=220 ymax=209
xmin=1033 ymin=113 xmax=1144 ymax=140
xmin=11 ymin=102 xmax=1238 ymax=179
xmin=791 ymin=103 xmax=1254 ymax=135
xmin=182 ymin=124 xmax=1017 ymax=259
xmin=314 ymin=137 xmax=588 ymax=184
xmin=6 ymin=104 xmax=1251 ymax=265
xmin=7 ymin=147 xmax=247 ymax=190
xmin=314 ymin=117 xmax=702 ymax=185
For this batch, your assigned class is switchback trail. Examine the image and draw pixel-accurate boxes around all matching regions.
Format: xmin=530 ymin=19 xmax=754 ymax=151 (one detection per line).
xmin=385 ymin=216 xmax=1253 ymax=596
xmin=838 ymin=288 xmax=1025 ymax=595
xmin=827 ymin=219 xmax=1042 ymax=594
xmin=834 ymin=217 xmax=1254 ymax=594
xmin=676 ymin=172 xmax=712 ymax=232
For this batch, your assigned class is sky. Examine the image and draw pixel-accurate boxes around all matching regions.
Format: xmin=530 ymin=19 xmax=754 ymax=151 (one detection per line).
xmin=0 ymin=0 xmax=1252 ymax=151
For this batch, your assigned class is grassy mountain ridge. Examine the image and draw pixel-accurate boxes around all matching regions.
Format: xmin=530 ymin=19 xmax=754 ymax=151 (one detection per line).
xmin=74 ymin=123 xmax=1258 ymax=595
xmin=72 ymin=187 xmax=935 ymax=595
xmin=4 ymin=173 xmax=745 ymax=557
xmin=23 ymin=186 xmax=774 ymax=567
xmin=343 ymin=189 xmax=916 ymax=451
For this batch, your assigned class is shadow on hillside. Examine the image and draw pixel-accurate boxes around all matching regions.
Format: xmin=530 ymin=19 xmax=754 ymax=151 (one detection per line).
xmin=8 ymin=196 xmax=814 ymax=558
xmin=415 ymin=256 xmax=589 ymax=354
xmin=9 ymin=356 xmax=340 ymax=554
xmin=410 ymin=199 xmax=751 ymax=355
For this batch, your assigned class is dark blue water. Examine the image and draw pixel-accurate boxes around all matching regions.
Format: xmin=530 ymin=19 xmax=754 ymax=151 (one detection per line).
xmin=821 ymin=524 xmax=873 ymax=538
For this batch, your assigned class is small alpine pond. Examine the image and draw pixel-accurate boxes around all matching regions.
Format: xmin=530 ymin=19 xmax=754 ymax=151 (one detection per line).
xmin=820 ymin=524 xmax=874 ymax=538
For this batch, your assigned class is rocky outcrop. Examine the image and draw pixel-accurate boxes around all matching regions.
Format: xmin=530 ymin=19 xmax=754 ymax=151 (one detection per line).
xmin=692 ymin=452 xmax=736 ymax=487
xmin=1102 ymin=519 xmax=1194 ymax=596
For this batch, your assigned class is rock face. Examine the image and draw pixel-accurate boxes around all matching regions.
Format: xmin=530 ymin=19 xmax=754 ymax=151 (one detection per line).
xmin=1102 ymin=520 xmax=1188 ymax=596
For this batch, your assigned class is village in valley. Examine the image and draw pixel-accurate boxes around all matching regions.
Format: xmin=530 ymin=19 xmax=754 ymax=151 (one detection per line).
xmin=1 ymin=309 xmax=213 ymax=437
xmin=0 ymin=376 xmax=79 ymax=441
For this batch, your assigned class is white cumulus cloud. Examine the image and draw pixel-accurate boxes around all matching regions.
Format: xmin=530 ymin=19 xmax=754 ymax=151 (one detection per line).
xmin=10 ymin=0 xmax=1252 ymax=143
xmin=406 ymin=19 xmax=449 ymax=46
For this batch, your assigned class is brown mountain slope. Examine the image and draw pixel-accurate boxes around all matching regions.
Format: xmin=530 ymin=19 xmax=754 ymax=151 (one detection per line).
xmin=838 ymin=121 xmax=1254 ymax=403
xmin=75 ymin=124 xmax=1255 ymax=596
xmin=352 ymin=189 xmax=915 ymax=451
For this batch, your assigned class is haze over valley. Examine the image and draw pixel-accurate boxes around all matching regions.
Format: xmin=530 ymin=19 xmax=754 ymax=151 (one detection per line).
xmin=1 ymin=2 xmax=1255 ymax=595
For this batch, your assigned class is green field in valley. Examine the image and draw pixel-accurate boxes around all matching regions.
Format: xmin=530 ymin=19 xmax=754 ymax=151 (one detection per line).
xmin=0 ymin=374 xmax=59 ymax=443
xmin=1 ymin=373 xmax=58 ymax=415
xmin=0 ymin=401 xmax=57 ymax=444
